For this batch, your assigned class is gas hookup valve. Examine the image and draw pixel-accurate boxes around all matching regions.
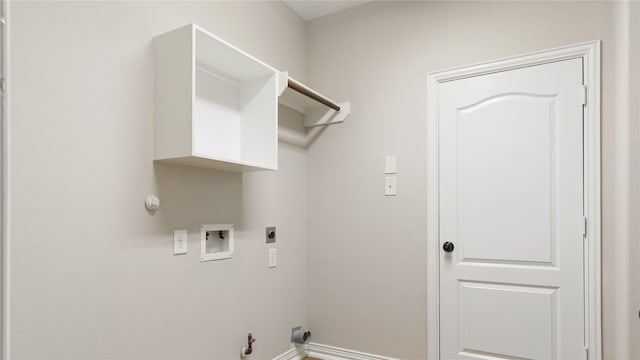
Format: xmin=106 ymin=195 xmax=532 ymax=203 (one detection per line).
xmin=240 ymin=333 xmax=256 ymax=358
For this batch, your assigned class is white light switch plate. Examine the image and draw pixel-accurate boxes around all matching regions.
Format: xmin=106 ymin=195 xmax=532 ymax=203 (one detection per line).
xmin=385 ymin=176 xmax=397 ymax=196
xmin=174 ymin=229 xmax=187 ymax=255
xmin=385 ymin=155 xmax=397 ymax=174
xmin=268 ymin=248 xmax=277 ymax=268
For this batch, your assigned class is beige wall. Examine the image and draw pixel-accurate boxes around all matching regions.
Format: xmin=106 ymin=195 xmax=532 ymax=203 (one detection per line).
xmin=9 ymin=1 xmax=307 ymax=359
xmin=306 ymin=1 xmax=634 ymax=359
xmin=7 ymin=1 xmax=639 ymax=359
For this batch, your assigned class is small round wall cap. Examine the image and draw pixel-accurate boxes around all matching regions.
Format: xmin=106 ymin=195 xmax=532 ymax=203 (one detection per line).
xmin=145 ymin=195 xmax=160 ymax=211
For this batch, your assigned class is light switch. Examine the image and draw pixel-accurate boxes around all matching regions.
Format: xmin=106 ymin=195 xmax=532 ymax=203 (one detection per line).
xmin=385 ymin=176 xmax=397 ymax=196
xmin=268 ymin=248 xmax=277 ymax=268
xmin=174 ymin=229 xmax=187 ymax=255
xmin=385 ymin=156 xmax=397 ymax=174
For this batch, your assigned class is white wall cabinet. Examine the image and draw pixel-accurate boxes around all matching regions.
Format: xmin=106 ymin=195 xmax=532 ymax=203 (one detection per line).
xmin=154 ymin=24 xmax=350 ymax=171
xmin=154 ymin=24 xmax=279 ymax=172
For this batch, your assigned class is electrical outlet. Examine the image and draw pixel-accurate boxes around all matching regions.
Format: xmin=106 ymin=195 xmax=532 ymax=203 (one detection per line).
xmin=266 ymin=226 xmax=276 ymax=243
xmin=174 ymin=229 xmax=187 ymax=255
xmin=385 ymin=176 xmax=397 ymax=196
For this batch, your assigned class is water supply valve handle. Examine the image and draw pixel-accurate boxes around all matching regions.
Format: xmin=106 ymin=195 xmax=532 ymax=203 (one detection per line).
xmin=241 ymin=333 xmax=255 ymax=357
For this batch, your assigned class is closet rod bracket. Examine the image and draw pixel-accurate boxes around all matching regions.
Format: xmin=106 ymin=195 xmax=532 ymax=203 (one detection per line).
xmin=277 ymin=72 xmax=351 ymax=129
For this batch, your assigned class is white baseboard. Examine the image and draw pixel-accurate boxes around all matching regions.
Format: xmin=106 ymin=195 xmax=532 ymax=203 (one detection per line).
xmin=272 ymin=345 xmax=306 ymax=360
xmin=305 ymin=342 xmax=400 ymax=360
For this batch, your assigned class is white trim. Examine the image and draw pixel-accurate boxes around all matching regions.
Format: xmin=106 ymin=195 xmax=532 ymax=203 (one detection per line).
xmin=584 ymin=40 xmax=602 ymax=360
xmin=426 ymin=41 xmax=602 ymax=360
xmin=271 ymin=343 xmax=401 ymax=360
xmin=426 ymin=70 xmax=440 ymax=360
xmin=1 ymin=0 xmax=9 ymax=357
xmin=272 ymin=346 xmax=306 ymax=360
xmin=305 ymin=343 xmax=400 ymax=360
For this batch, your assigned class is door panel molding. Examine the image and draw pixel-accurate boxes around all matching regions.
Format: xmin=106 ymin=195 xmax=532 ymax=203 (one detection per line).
xmin=426 ymin=41 xmax=601 ymax=360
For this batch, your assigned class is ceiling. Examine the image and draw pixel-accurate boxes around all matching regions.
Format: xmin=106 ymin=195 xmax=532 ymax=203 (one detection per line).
xmin=283 ymin=0 xmax=371 ymax=21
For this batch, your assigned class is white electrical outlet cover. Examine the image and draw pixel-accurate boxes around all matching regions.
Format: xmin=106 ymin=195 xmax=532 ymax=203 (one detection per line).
xmin=174 ymin=229 xmax=187 ymax=255
xmin=385 ymin=176 xmax=397 ymax=196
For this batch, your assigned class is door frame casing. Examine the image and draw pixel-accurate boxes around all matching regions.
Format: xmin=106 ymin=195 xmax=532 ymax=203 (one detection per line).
xmin=426 ymin=41 xmax=601 ymax=359
xmin=1 ymin=0 xmax=7 ymax=356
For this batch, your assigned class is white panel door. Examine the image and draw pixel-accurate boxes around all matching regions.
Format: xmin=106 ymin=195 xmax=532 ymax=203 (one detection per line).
xmin=438 ymin=58 xmax=585 ymax=359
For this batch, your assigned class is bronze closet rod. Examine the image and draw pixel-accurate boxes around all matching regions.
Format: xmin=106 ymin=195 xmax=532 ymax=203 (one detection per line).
xmin=287 ymin=79 xmax=341 ymax=112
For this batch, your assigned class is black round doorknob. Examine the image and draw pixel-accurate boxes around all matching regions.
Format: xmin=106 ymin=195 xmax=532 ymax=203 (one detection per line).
xmin=442 ymin=242 xmax=455 ymax=253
